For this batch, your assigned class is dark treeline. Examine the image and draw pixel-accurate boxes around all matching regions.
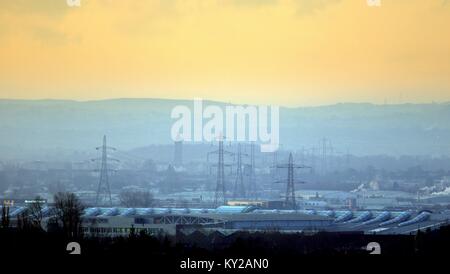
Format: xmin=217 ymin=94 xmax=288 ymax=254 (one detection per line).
xmin=0 ymin=225 xmax=449 ymax=273
xmin=1 ymin=224 xmax=450 ymax=258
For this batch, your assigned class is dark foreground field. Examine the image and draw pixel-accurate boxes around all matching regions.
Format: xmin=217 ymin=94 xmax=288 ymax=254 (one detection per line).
xmin=1 ymin=226 xmax=449 ymax=271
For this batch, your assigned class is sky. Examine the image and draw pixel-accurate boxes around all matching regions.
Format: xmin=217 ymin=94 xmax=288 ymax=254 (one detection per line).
xmin=0 ymin=0 xmax=449 ymax=106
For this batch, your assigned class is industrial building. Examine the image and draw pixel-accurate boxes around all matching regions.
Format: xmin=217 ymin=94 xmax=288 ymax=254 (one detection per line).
xmin=3 ymin=205 xmax=450 ymax=238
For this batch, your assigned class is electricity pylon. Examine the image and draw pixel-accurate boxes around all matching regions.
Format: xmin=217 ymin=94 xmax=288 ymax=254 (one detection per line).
xmin=92 ymin=135 xmax=118 ymax=206
xmin=275 ymin=153 xmax=311 ymax=210
xmin=247 ymin=142 xmax=257 ymax=200
xmin=233 ymin=143 xmax=247 ymax=199
xmin=207 ymin=135 xmax=233 ymax=207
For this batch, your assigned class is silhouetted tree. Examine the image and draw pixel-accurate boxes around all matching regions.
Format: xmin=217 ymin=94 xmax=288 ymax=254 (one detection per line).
xmin=16 ymin=212 xmax=31 ymax=230
xmin=119 ymin=189 xmax=154 ymax=207
xmin=1 ymin=205 xmax=9 ymax=228
xmin=26 ymin=196 xmax=45 ymax=230
xmin=52 ymin=192 xmax=84 ymax=239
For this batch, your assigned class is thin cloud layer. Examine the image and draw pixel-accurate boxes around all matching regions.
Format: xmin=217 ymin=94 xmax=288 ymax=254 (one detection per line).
xmin=0 ymin=0 xmax=449 ymax=106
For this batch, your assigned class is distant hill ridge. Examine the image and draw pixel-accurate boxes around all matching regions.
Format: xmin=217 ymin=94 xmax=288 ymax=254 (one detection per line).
xmin=0 ymin=98 xmax=449 ymax=160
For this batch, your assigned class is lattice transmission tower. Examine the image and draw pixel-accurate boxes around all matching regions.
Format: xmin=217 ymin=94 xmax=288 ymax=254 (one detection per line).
xmin=275 ymin=153 xmax=311 ymax=210
xmin=92 ymin=135 xmax=118 ymax=206
xmin=247 ymin=142 xmax=257 ymax=200
xmin=207 ymin=135 xmax=233 ymax=207
xmin=233 ymin=143 xmax=247 ymax=199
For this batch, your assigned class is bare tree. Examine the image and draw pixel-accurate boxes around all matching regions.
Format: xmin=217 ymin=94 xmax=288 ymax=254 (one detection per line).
xmin=119 ymin=189 xmax=154 ymax=208
xmin=26 ymin=196 xmax=44 ymax=230
xmin=16 ymin=212 xmax=31 ymax=230
xmin=52 ymin=192 xmax=85 ymax=239
xmin=1 ymin=205 xmax=9 ymax=229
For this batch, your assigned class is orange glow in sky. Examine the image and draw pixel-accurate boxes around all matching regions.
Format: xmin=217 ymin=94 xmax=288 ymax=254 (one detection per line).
xmin=0 ymin=0 xmax=449 ymax=106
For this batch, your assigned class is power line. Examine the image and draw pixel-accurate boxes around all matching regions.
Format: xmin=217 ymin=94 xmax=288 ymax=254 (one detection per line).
xmin=247 ymin=142 xmax=257 ymax=200
xmin=233 ymin=143 xmax=247 ymax=199
xmin=207 ymin=135 xmax=234 ymax=207
xmin=274 ymin=152 xmax=311 ymax=210
xmin=92 ymin=135 xmax=118 ymax=206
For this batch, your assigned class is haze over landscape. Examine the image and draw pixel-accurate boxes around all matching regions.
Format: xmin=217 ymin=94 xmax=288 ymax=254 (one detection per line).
xmin=2 ymin=1 xmax=450 ymax=261
xmin=0 ymin=98 xmax=449 ymax=161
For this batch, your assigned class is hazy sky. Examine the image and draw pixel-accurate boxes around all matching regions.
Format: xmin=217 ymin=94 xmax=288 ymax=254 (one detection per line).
xmin=0 ymin=0 xmax=449 ymax=106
